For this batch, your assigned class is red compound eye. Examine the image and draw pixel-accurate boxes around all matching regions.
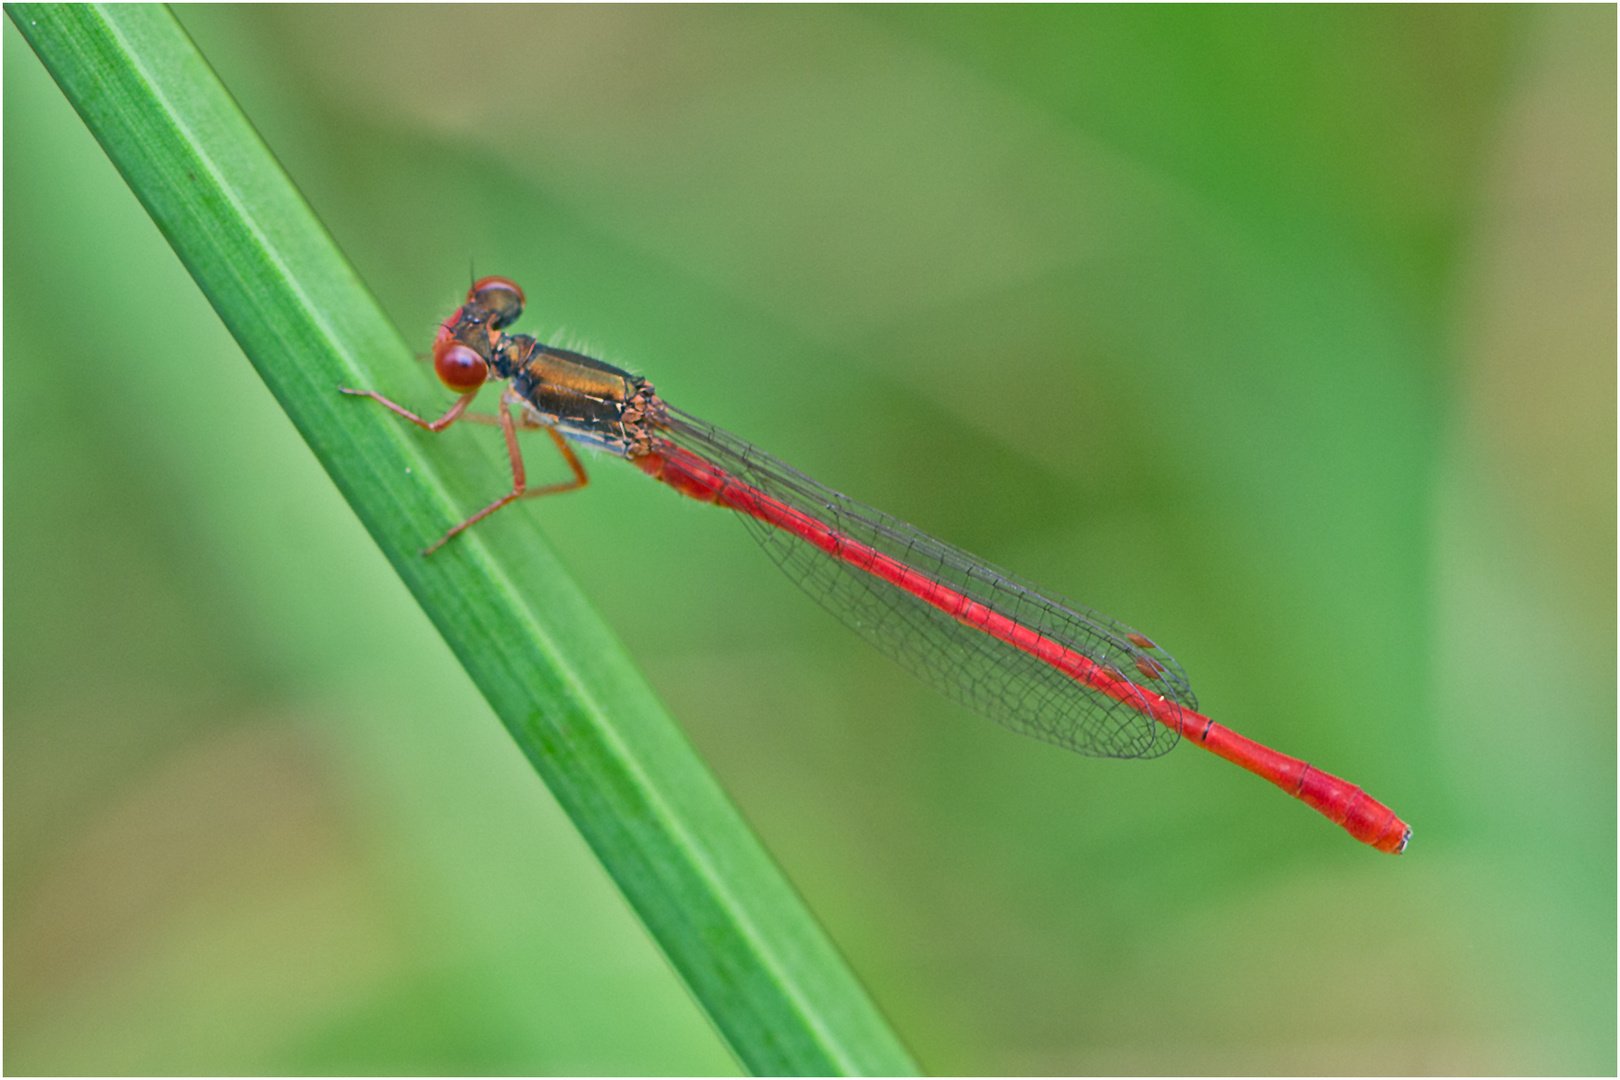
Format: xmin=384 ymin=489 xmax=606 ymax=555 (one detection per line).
xmin=467 ymin=276 xmax=525 ymax=329
xmin=434 ymin=340 xmax=488 ymax=392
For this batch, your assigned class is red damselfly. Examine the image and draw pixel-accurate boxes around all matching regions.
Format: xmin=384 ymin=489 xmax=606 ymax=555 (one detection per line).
xmin=342 ymin=277 xmax=1411 ymax=854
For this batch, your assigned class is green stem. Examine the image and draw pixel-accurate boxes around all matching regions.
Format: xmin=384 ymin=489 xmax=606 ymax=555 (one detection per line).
xmin=6 ymin=4 xmax=917 ymax=1074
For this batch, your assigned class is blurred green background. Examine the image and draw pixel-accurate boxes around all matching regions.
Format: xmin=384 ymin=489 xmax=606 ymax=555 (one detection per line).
xmin=6 ymin=6 xmax=1613 ymax=1074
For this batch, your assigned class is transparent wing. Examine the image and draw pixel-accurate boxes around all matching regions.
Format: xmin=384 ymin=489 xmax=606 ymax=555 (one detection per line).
xmin=656 ymin=407 xmax=1194 ymax=759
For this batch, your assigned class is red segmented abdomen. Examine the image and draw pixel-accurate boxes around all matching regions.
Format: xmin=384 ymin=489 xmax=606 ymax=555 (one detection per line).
xmin=633 ymin=440 xmax=1410 ymax=854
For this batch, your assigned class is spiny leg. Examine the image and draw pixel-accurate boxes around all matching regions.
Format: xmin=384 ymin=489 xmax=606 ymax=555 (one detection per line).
xmin=339 ymin=385 xmax=479 ymax=432
xmin=458 ymin=409 xmax=548 ymax=430
xmin=422 ymin=390 xmax=589 ymax=554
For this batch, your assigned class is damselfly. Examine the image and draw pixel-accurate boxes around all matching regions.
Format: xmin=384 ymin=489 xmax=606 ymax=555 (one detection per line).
xmin=343 ymin=277 xmax=1410 ymax=854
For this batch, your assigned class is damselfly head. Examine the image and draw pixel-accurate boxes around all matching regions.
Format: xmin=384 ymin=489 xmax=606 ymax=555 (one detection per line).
xmin=468 ymin=276 xmax=525 ymax=330
xmin=433 ymin=338 xmax=490 ymax=392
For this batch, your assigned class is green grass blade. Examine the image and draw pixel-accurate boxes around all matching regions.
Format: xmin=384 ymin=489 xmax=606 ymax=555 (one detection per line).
xmin=6 ymin=4 xmax=918 ymax=1074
